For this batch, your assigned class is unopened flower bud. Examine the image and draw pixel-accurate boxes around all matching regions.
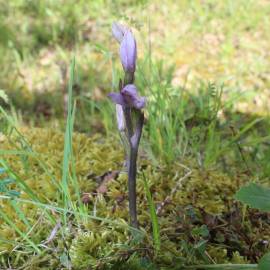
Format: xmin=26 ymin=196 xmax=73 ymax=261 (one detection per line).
xmin=112 ymin=22 xmax=127 ymax=43
xmin=120 ymin=30 xmax=137 ymax=74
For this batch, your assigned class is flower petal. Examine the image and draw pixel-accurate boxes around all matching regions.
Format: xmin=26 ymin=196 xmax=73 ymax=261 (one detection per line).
xmin=121 ymin=84 xmax=138 ymax=96
xmin=115 ymin=104 xmax=125 ymax=131
xmin=112 ymin=22 xmax=127 ymax=43
xmin=120 ymin=30 xmax=137 ymax=73
xmin=121 ymin=84 xmax=146 ymax=109
xmin=108 ymin=92 xmax=126 ymax=106
xmin=133 ymin=96 xmax=146 ymax=110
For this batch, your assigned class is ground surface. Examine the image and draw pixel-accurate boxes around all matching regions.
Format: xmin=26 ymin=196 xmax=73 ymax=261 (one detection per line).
xmin=1 ymin=128 xmax=269 ymax=269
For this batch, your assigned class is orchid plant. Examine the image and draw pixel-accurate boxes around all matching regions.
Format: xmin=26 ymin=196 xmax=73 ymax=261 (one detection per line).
xmin=109 ymin=23 xmax=146 ymax=228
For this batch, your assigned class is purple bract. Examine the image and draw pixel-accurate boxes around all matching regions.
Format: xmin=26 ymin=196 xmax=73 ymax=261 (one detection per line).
xmin=112 ymin=22 xmax=127 ymax=43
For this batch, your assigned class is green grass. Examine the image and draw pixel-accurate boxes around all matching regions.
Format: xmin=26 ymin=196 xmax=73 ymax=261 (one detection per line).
xmin=142 ymin=172 xmax=160 ymax=254
xmin=1 ymin=72 xmax=268 ymax=268
xmin=0 ymin=66 xmax=144 ymax=269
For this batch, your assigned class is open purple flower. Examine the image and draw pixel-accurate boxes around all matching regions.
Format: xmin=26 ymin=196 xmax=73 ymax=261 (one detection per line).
xmin=120 ymin=30 xmax=137 ymax=74
xmin=108 ymin=84 xmax=146 ymax=110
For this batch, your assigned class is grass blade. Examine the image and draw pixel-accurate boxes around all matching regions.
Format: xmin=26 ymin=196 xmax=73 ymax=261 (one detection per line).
xmin=61 ymin=57 xmax=75 ymax=221
xmin=142 ymin=172 xmax=160 ymax=253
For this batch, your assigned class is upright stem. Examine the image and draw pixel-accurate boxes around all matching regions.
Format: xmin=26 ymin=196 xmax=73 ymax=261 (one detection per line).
xmin=127 ymin=111 xmax=144 ymax=228
xmin=123 ymin=107 xmax=133 ymax=138
xmin=128 ymin=145 xmax=139 ymax=228
xmin=122 ymin=73 xmax=144 ymax=228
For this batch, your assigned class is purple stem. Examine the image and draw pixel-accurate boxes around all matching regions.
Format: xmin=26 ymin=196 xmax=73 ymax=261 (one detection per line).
xmin=128 ymin=145 xmax=139 ymax=228
xmin=123 ymin=107 xmax=133 ymax=139
xmin=122 ymin=73 xmax=144 ymax=228
xmin=127 ymin=111 xmax=144 ymax=228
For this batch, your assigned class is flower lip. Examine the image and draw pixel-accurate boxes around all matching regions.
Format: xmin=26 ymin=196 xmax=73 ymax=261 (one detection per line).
xmin=120 ymin=30 xmax=137 ymax=74
xmin=121 ymin=84 xmax=145 ymax=109
xmin=108 ymin=84 xmax=146 ymax=110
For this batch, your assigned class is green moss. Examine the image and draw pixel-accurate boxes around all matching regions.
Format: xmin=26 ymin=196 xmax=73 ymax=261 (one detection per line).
xmin=0 ymin=128 xmax=269 ymax=268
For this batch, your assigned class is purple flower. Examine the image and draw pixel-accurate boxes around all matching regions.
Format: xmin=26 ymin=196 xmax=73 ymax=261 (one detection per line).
xmin=120 ymin=30 xmax=137 ymax=74
xmin=112 ymin=22 xmax=127 ymax=43
xmin=108 ymin=84 xmax=146 ymax=110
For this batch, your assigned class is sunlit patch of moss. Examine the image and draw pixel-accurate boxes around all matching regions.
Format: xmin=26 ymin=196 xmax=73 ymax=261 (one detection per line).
xmin=70 ymin=220 xmax=131 ymax=269
xmin=207 ymin=248 xmax=247 ymax=264
xmin=177 ymin=168 xmax=243 ymax=215
xmin=231 ymin=251 xmax=248 ymax=264
xmin=0 ymin=128 xmax=269 ymax=268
